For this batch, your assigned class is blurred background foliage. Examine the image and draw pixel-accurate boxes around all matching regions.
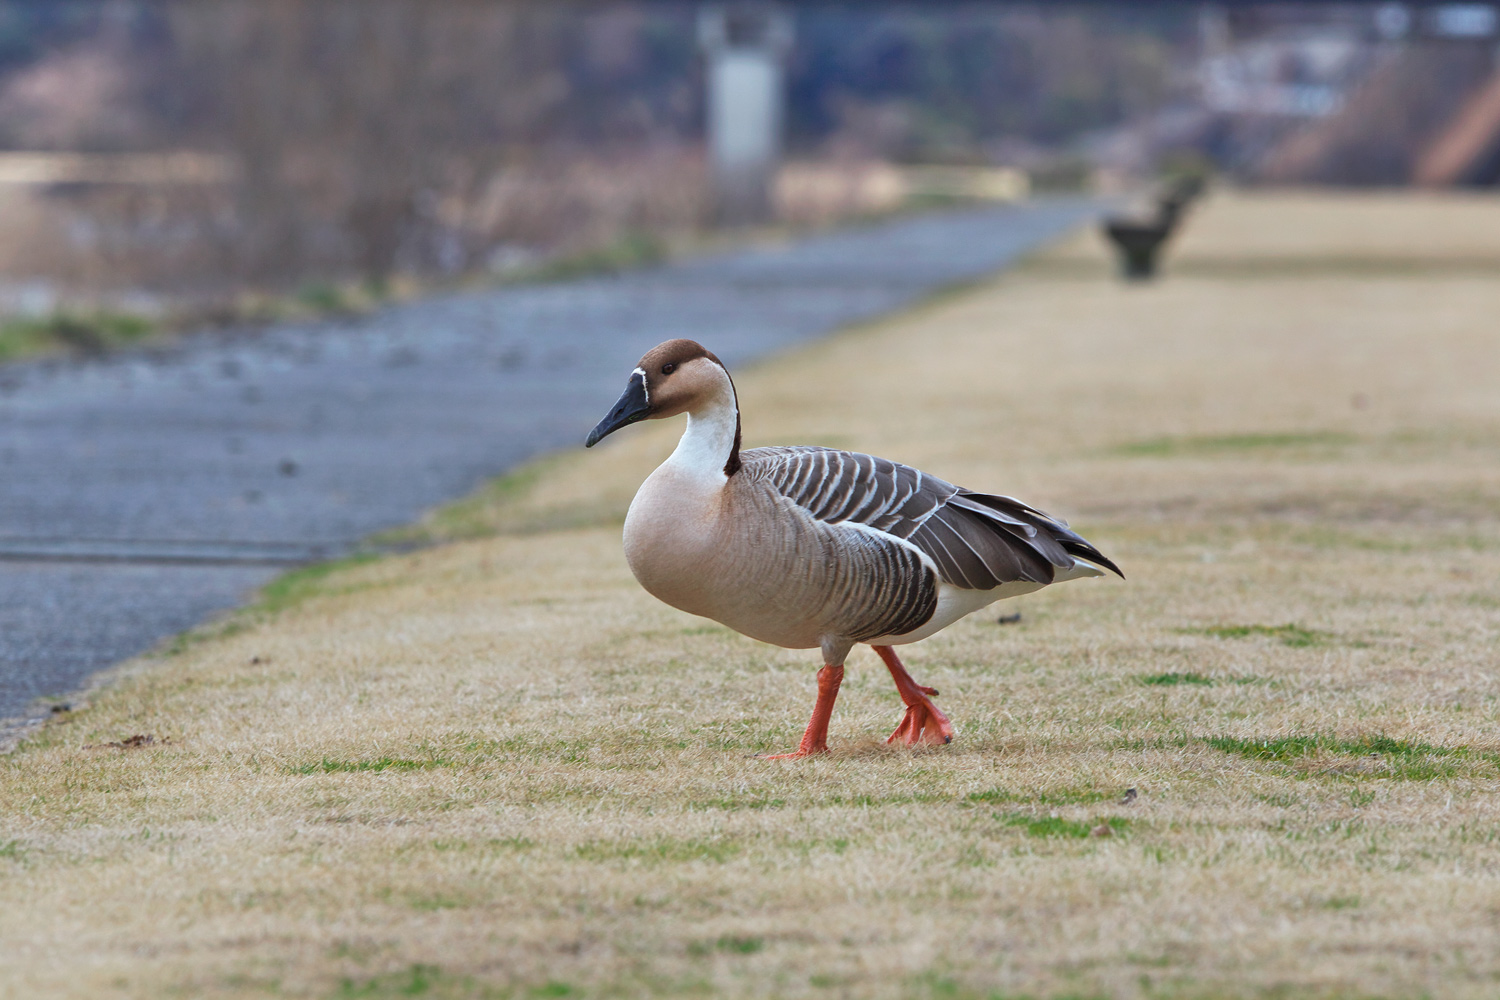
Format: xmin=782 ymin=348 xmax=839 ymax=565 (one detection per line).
xmin=0 ymin=0 xmax=1492 ymax=341
xmin=0 ymin=2 xmax=1195 ymax=306
xmin=787 ymin=9 xmax=1189 ymax=154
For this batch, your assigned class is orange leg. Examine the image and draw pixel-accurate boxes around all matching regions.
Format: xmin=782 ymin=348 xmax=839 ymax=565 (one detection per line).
xmin=763 ymin=664 xmax=844 ymax=759
xmin=873 ymin=645 xmax=953 ymax=746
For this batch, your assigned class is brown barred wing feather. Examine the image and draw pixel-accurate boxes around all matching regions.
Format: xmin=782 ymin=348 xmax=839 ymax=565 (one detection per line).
xmin=742 ymin=446 xmax=1122 ymax=595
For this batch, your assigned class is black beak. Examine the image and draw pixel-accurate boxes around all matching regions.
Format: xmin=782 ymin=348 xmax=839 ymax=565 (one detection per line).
xmin=585 ymin=371 xmax=651 ymax=447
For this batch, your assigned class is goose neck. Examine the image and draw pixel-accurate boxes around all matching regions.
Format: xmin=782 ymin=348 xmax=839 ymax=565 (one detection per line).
xmin=667 ymin=384 xmax=740 ymax=482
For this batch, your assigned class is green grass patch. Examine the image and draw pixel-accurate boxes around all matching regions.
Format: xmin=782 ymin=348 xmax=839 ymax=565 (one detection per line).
xmin=1185 ymin=623 xmax=1329 ymax=648
xmin=530 ymin=230 xmax=667 ymax=283
xmin=689 ymin=795 xmax=787 ymax=812
xmin=1112 ymin=430 xmax=1356 ymax=458
xmin=998 ymin=813 xmax=1131 ymax=839
xmin=295 ymin=281 xmax=362 ymax=314
xmin=1254 ymin=792 xmax=1300 ymax=808
xmin=1206 ymin=734 xmax=1493 ymax=779
xmin=288 ymin=756 xmax=453 ymax=775
xmin=0 ymin=840 xmax=23 ymax=862
xmin=1139 ymin=672 xmax=1214 ymax=686
xmin=965 ymin=787 xmax=1114 ymax=807
xmin=254 ymin=552 xmax=383 ymax=614
xmin=0 ymin=311 xmax=158 ymax=363
xmin=336 ymin=963 xmax=495 ymax=998
xmin=905 ymin=969 xmax=1111 ymax=1000
xmin=824 ymin=791 xmax=950 ymax=808
xmin=369 ymin=453 xmax=617 ymax=545
xmin=699 ymin=935 xmax=764 ymax=955
xmin=575 ymin=836 xmax=741 ymax=865
xmin=407 ymin=894 xmax=466 ymax=912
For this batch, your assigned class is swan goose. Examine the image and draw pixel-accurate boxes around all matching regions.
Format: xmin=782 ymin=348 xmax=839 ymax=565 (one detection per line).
xmin=585 ymin=339 xmax=1122 ymax=758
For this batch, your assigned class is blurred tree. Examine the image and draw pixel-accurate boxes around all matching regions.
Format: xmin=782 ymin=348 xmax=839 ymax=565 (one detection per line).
xmin=786 ymin=8 xmax=1191 ymax=160
xmin=165 ymin=2 xmax=583 ymax=283
xmin=0 ymin=1 xmax=1195 ymax=295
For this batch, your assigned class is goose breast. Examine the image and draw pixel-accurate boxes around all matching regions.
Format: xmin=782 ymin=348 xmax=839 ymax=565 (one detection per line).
xmin=623 ymin=461 xmax=937 ymax=651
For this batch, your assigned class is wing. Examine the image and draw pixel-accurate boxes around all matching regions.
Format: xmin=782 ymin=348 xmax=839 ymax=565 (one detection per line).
xmin=743 ymin=446 xmax=1122 ymax=592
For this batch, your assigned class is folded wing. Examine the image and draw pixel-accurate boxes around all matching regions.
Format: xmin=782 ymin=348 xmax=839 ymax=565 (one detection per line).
xmin=743 ymin=445 xmax=1122 ymax=592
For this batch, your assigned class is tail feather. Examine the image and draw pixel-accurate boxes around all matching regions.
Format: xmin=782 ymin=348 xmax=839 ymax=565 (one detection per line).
xmin=959 ymin=491 xmax=1124 ymax=581
xmin=1061 ymin=538 xmax=1124 ymax=579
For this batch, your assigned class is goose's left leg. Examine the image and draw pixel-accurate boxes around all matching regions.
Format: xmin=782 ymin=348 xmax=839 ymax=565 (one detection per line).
xmin=762 ymin=663 xmax=844 ymax=759
xmin=872 ymin=645 xmax=953 ymax=746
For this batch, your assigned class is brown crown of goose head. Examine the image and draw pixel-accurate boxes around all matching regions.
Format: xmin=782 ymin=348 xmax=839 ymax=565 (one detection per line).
xmin=636 ymin=339 xmax=732 ymax=419
xmin=585 ymin=340 xmax=742 ymax=473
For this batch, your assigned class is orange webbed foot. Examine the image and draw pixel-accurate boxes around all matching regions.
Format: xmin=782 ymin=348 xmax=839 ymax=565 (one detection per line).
xmin=886 ymin=696 xmax=954 ymax=746
xmin=873 ymin=645 xmax=955 ymax=747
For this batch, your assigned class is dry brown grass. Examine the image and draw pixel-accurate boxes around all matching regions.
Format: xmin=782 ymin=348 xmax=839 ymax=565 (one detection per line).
xmin=5 ymin=192 xmax=1500 ymax=1000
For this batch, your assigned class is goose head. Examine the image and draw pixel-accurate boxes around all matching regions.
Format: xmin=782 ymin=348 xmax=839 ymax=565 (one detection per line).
xmin=585 ymin=339 xmax=736 ymax=448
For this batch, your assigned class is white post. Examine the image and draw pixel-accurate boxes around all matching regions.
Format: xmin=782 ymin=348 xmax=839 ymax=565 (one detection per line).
xmin=699 ymin=4 xmax=792 ymax=225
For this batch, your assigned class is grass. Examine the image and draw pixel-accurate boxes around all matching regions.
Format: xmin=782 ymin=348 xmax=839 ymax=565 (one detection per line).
xmin=287 ymin=756 xmax=454 ymax=775
xmin=336 ymin=965 xmax=481 ymax=999
xmin=0 ymin=310 xmax=158 ymax=362
xmin=1204 ymin=734 xmax=1496 ymax=780
xmin=367 ymin=454 xmax=597 ymax=546
xmin=0 ymin=233 xmax=677 ymax=369
xmin=6 ymin=192 xmax=1500 ymax=999
xmin=998 ymin=813 xmax=1132 ymax=839
xmin=1112 ymin=431 xmax=1357 ymax=458
xmin=964 ymin=787 xmax=1116 ymax=807
xmin=574 ymin=837 xmax=742 ymax=865
xmin=1185 ymin=623 xmax=1331 ymax=647
xmin=1139 ymin=671 xmax=1214 ymax=686
xmin=523 ymin=230 xmax=667 ymax=283
xmin=252 ymin=552 xmax=385 ymax=614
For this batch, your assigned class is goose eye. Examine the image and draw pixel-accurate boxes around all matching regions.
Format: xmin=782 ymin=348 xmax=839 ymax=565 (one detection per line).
xmin=660 ymin=363 xmax=676 ymax=375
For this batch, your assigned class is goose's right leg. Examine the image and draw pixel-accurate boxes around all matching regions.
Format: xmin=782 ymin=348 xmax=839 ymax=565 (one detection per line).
xmin=872 ymin=645 xmax=953 ymax=746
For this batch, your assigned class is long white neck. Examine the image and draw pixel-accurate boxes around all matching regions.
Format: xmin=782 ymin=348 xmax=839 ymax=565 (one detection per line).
xmin=664 ymin=376 xmax=739 ymax=484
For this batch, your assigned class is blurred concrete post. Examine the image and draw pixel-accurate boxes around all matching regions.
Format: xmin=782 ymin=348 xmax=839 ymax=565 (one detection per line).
xmin=699 ymin=3 xmax=792 ymax=225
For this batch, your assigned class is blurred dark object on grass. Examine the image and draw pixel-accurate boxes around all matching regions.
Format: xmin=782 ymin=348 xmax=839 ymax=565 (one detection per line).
xmin=1101 ymin=171 xmax=1208 ymax=280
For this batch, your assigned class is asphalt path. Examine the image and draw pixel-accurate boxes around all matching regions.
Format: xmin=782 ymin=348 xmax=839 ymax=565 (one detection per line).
xmin=0 ymin=199 xmax=1096 ymax=728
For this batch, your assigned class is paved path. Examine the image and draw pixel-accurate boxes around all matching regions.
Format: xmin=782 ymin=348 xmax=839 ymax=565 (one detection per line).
xmin=0 ymin=199 xmax=1095 ymax=727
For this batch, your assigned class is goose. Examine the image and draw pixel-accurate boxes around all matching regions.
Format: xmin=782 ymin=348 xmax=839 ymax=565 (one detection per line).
xmin=1102 ymin=197 xmax=1183 ymax=280
xmin=1101 ymin=177 xmax=1203 ymax=280
xmin=585 ymin=339 xmax=1122 ymax=758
